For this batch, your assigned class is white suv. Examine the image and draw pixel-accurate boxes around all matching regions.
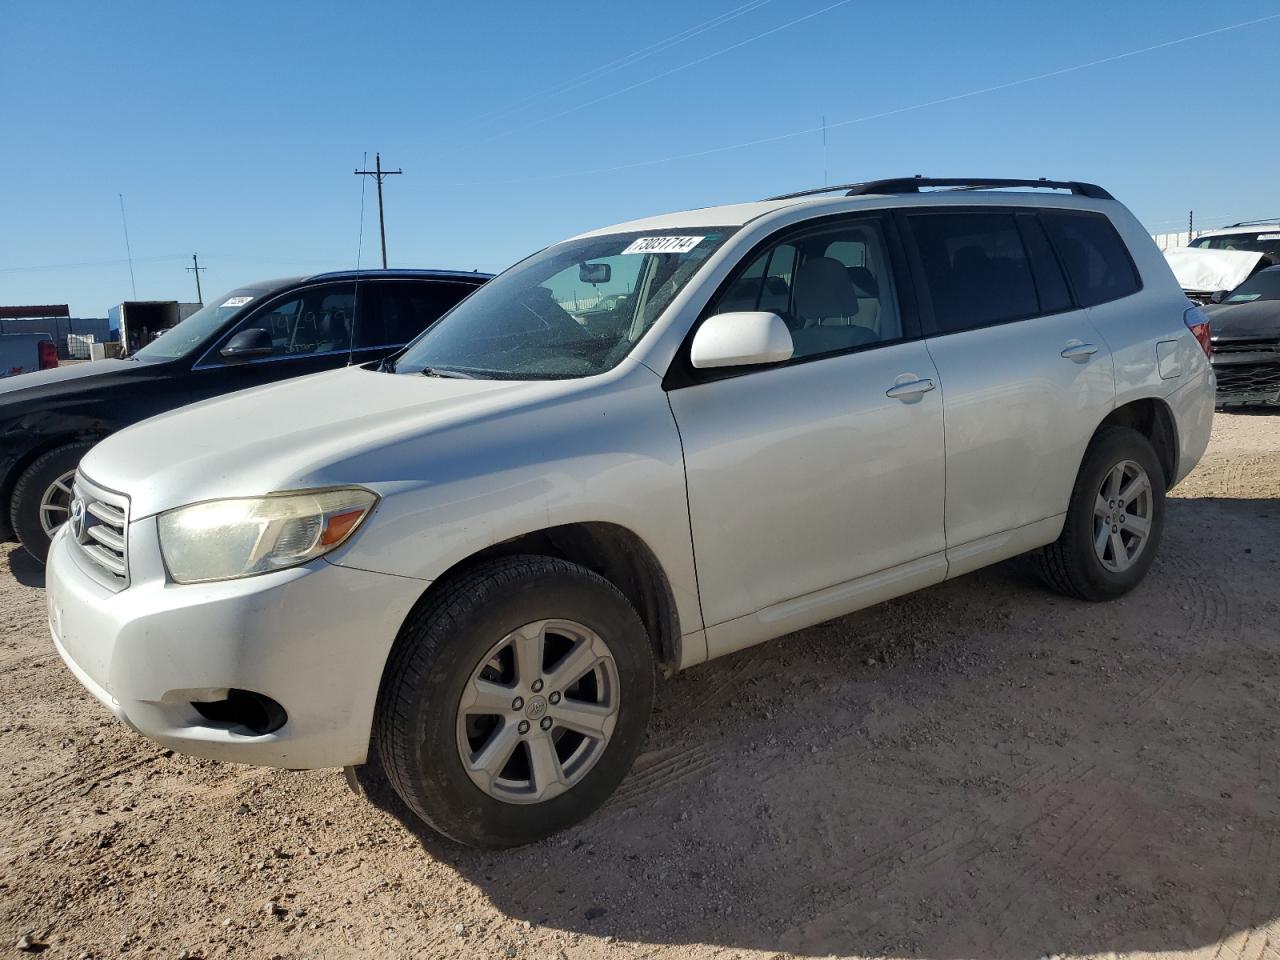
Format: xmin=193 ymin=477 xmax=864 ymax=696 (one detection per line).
xmin=48 ymin=177 xmax=1215 ymax=847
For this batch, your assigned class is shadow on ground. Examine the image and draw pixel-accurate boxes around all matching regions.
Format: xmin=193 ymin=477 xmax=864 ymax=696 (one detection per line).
xmin=8 ymin=546 xmax=45 ymax=588
xmin=356 ymin=498 xmax=1280 ymax=957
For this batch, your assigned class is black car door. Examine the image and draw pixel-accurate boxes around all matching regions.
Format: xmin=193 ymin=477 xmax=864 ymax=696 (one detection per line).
xmin=187 ymin=279 xmax=480 ymax=403
xmin=186 ymin=282 xmax=362 ymax=402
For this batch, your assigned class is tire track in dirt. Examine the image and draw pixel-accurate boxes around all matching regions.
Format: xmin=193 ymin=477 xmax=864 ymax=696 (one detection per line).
xmin=8 ymin=751 xmax=167 ymax=813
xmin=771 ymin=758 xmax=1102 ymax=951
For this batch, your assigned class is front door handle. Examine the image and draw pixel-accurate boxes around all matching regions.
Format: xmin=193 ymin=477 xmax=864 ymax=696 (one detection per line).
xmin=886 ymin=377 xmax=936 ymax=401
xmin=1061 ymin=341 xmax=1099 ymax=362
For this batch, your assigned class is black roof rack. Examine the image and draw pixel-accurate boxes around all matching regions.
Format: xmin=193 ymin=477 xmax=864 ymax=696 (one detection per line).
xmin=1224 ymin=218 xmax=1280 ymax=228
xmin=766 ymin=176 xmax=1114 ymax=202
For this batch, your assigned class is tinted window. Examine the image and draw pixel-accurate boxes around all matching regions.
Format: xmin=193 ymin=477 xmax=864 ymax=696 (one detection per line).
xmin=1016 ymin=213 xmax=1073 ymax=314
xmin=357 ymin=281 xmax=477 ymax=349
xmin=1041 ymin=211 xmax=1140 ymax=307
xmin=909 ymin=212 xmax=1039 ymax=333
xmin=709 ymin=218 xmax=903 ymax=360
xmin=217 ymin=283 xmax=355 ymax=363
xmin=1225 ymin=267 xmax=1280 ymax=303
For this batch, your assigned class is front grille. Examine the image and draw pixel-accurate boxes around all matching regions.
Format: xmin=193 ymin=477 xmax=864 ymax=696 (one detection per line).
xmin=1213 ymin=362 xmax=1280 ymax=402
xmin=1212 ymin=338 xmax=1280 ymax=355
xmin=69 ymin=473 xmax=130 ymax=590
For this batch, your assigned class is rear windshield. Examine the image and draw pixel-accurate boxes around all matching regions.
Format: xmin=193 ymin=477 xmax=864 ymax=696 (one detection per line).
xmin=133 ymin=288 xmax=264 ymax=360
xmin=392 ymin=230 xmax=735 ymax=379
xmin=1225 ymin=268 xmax=1280 ymax=303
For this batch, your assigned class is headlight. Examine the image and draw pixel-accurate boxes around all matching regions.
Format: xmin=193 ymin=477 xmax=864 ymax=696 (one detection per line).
xmin=157 ymin=488 xmax=377 ymax=583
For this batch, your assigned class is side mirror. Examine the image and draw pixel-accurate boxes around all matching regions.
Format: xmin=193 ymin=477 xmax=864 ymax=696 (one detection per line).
xmin=690 ymin=312 xmax=793 ymax=369
xmin=1209 ymin=289 xmax=1228 ymax=304
xmin=219 ymin=328 xmax=274 ymax=361
xmin=579 ymin=262 xmax=611 ymax=284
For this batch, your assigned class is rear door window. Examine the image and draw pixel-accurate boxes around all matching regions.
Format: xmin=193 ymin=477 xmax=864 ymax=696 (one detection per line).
xmin=907 ymin=212 xmax=1040 ymax=333
xmin=357 ymin=281 xmax=478 ymax=349
xmin=1040 ymin=210 xmax=1141 ymax=307
xmin=1016 ymin=213 xmax=1073 ymax=314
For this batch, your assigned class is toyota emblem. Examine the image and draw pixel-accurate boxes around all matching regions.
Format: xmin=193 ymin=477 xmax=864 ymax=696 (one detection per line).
xmin=69 ymin=498 xmax=86 ymax=541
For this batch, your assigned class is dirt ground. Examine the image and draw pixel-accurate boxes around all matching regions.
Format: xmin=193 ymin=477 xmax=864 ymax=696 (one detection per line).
xmin=2 ymin=413 xmax=1278 ymax=960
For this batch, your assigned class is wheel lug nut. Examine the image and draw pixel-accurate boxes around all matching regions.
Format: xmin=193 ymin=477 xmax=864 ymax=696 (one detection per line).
xmin=511 ymin=697 xmax=524 ymax=711
xmin=1112 ymin=525 xmax=1118 ymax=533
xmin=531 ymin=679 xmax=544 ymax=693
xmin=517 ymin=720 xmax=530 ymax=735
xmin=540 ymin=716 xmax=553 ymax=731
xmin=548 ymin=692 xmax=561 ymax=705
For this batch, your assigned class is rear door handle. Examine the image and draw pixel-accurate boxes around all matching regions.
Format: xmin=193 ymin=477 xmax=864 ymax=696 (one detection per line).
xmin=886 ymin=378 xmax=936 ymax=401
xmin=1061 ymin=341 xmax=1099 ymax=362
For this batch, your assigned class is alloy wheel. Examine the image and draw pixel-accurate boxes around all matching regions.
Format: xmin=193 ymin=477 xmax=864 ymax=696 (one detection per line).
xmin=38 ymin=469 xmax=77 ymax=539
xmin=1093 ymin=459 xmax=1153 ymax=573
xmin=455 ymin=619 xmax=620 ymax=804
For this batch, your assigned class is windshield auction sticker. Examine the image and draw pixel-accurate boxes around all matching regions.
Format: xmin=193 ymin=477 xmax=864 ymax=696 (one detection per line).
xmin=621 ymin=236 xmax=705 ymax=255
xmin=221 ymin=296 xmax=254 ymax=308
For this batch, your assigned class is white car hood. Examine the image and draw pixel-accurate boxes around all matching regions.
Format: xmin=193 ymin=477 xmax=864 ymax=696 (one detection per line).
xmin=79 ymin=365 xmax=576 ymax=520
xmin=1163 ymin=247 xmax=1264 ymax=293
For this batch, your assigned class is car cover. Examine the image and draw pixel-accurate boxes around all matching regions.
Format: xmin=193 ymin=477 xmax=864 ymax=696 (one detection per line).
xmin=1164 ymin=247 xmax=1266 ymax=295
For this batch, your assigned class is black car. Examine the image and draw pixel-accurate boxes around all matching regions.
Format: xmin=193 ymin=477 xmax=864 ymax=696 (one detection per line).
xmin=0 ymin=268 xmax=490 ymax=561
xmin=1204 ymin=264 xmax=1280 ymax=407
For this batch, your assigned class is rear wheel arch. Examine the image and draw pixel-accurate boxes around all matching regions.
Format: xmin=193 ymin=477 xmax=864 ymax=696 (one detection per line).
xmin=1095 ymin=398 xmax=1178 ymax=487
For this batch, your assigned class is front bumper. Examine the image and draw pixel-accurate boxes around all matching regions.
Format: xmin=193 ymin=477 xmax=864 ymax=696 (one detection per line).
xmin=46 ymin=519 xmax=425 ymax=769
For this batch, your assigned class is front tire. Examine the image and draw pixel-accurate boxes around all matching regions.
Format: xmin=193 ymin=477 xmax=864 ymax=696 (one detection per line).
xmin=11 ymin=442 xmax=96 ymax=564
xmin=374 ymin=555 xmax=655 ymax=848
xmin=1038 ymin=426 xmax=1166 ymax=601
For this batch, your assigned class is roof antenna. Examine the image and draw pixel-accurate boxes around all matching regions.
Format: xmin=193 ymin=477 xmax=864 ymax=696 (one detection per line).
xmin=348 ymin=151 xmax=369 ymax=367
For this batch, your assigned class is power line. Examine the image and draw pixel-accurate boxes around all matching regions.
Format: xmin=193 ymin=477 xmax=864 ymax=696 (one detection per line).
xmin=353 ymin=152 xmax=402 ymax=269
xmin=433 ymin=0 xmax=856 ymax=160
xmin=435 ymin=9 xmax=1280 ymax=188
xmin=457 ymin=0 xmax=771 ymax=134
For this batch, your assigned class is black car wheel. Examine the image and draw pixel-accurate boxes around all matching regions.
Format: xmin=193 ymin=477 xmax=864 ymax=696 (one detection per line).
xmin=11 ymin=442 xmax=96 ymax=564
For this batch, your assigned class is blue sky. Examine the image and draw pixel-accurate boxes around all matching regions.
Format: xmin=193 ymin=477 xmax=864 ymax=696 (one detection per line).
xmin=3 ymin=0 xmax=1278 ymax=316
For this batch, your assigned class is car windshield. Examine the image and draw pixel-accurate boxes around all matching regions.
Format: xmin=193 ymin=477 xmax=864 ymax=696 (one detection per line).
xmin=392 ymin=229 xmax=735 ymax=379
xmin=1226 ymin=269 xmax=1280 ymax=303
xmin=1190 ymin=231 xmax=1280 ymax=261
xmin=132 ymin=287 xmax=265 ymax=361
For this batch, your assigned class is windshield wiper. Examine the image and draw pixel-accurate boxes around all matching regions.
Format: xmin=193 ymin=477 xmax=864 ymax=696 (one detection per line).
xmin=421 ymin=366 xmax=478 ymax=379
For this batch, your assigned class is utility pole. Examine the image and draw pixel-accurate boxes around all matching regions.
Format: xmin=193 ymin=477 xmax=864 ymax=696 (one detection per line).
xmin=353 ymin=152 xmax=402 ymax=268
xmin=186 ymin=253 xmax=206 ymax=304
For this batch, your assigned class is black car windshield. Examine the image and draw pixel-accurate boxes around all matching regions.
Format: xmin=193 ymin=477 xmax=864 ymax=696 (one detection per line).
xmin=392 ymin=229 xmax=735 ymax=379
xmin=1190 ymin=231 xmax=1280 ymax=261
xmin=132 ymin=287 xmax=265 ymax=361
xmin=1226 ymin=268 xmax=1280 ymax=303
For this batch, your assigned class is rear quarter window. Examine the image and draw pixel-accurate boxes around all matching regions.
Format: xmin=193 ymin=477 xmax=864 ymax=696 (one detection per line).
xmin=1040 ymin=210 xmax=1141 ymax=307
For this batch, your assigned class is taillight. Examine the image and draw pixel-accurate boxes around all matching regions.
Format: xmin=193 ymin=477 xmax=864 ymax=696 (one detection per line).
xmin=37 ymin=340 xmax=58 ymax=370
xmin=1184 ymin=306 xmax=1211 ymax=357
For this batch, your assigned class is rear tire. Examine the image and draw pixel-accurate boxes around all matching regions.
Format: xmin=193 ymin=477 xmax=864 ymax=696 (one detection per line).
xmin=1038 ymin=427 xmax=1166 ymax=601
xmin=11 ymin=442 xmax=96 ymax=564
xmin=374 ymin=555 xmax=655 ymax=848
